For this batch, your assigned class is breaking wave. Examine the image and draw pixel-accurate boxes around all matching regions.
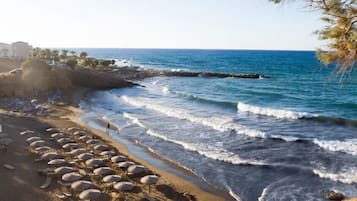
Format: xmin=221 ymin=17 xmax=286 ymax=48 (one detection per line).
xmin=313 ymin=168 xmax=357 ymax=184
xmin=237 ymin=102 xmax=315 ymax=119
xmin=122 ymin=111 xmax=265 ymax=166
xmin=121 ymin=95 xmax=266 ymax=138
xmin=313 ymin=139 xmax=357 ymax=156
xmin=123 ymin=112 xmax=146 ymax=128
xmin=146 ymin=129 xmax=265 ymax=166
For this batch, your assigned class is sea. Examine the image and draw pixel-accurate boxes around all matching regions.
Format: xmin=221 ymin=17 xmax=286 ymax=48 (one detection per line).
xmin=74 ymin=48 xmax=357 ymax=201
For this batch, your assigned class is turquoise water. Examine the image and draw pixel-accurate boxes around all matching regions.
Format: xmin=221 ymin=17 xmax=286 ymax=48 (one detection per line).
xmin=78 ymin=49 xmax=357 ymax=201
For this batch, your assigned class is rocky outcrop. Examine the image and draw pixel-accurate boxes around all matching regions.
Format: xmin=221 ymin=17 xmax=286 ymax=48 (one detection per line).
xmin=325 ymin=191 xmax=345 ymax=201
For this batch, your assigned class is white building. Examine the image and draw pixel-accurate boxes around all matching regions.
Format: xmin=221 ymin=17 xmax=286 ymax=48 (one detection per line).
xmin=0 ymin=41 xmax=33 ymax=60
xmin=0 ymin=42 xmax=12 ymax=58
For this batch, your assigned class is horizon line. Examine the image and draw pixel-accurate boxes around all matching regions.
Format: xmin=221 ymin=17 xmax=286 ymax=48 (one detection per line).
xmin=41 ymin=46 xmax=317 ymax=52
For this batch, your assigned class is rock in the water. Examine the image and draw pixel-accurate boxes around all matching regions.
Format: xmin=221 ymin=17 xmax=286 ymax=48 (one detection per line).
xmin=325 ymin=191 xmax=345 ymax=201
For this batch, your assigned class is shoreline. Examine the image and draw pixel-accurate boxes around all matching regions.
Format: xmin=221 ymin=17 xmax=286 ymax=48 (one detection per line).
xmin=0 ymin=89 xmax=234 ymax=201
xmin=81 ymin=114 xmax=237 ymax=201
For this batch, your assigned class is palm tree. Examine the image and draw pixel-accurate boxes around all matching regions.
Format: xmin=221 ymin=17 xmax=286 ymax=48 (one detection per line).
xmin=44 ymin=49 xmax=51 ymax=60
xmin=60 ymin=50 xmax=68 ymax=61
xmin=51 ymin=50 xmax=59 ymax=61
xmin=80 ymin=52 xmax=88 ymax=59
xmin=70 ymin=51 xmax=76 ymax=57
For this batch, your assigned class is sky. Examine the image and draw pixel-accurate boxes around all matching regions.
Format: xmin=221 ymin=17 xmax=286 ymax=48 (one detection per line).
xmin=0 ymin=0 xmax=324 ymax=50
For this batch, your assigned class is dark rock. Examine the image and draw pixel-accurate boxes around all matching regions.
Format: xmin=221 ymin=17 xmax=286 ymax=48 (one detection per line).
xmin=325 ymin=191 xmax=345 ymax=201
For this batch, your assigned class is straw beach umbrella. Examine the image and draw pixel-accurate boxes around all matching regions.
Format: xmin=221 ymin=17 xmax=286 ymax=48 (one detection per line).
xmin=140 ymin=175 xmax=159 ymax=194
xmin=79 ymin=189 xmax=101 ymax=200
xmin=62 ymin=172 xmax=82 ymax=182
xmin=102 ymin=175 xmax=121 ymax=183
xmin=71 ymin=180 xmax=94 ymax=192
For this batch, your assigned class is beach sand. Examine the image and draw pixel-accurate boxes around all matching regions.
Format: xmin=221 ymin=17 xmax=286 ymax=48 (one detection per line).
xmin=0 ymin=93 xmax=233 ymax=201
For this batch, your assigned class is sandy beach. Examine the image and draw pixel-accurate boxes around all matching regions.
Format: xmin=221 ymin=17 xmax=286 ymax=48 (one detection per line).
xmin=0 ymin=90 xmax=233 ymax=201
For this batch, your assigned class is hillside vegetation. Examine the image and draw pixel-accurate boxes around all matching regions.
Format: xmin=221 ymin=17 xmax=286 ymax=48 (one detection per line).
xmin=0 ymin=58 xmax=135 ymax=97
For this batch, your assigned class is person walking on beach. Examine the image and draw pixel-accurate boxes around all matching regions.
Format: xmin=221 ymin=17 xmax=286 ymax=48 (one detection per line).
xmin=106 ymin=122 xmax=110 ymax=134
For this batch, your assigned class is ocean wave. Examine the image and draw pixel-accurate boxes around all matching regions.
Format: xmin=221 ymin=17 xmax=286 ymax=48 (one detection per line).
xmin=146 ymin=129 xmax=265 ymax=166
xmin=270 ymin=134 xmax=300 ymax=142
xmin=123 ymin=112 xmax=146 ymax=128
xmin=237 ymin=102 xmax=314 ymax=119
xmin=121 ymin=95 xmax=266 ymax=138
xmin=313 ymin=139 xmax=357 ymax=156
xmin=124 ymin=105 xmax=357 ymax=156
xmin=313 ymin=168 xmax=357 ymax=184
xmin=309 ymin=116 xmax=357 ymax=127
xmin=121 ymin=96 xmax=310 ymax=142
xmin=170 ymin=68 xmax=185 ymax=72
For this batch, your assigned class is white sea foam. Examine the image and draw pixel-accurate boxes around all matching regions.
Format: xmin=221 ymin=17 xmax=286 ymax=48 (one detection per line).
xmin=237 ymin=102 xmax=314 ymax=119
xmin=123 ymin=112 xmax=146 ymax=128
xmin=270 ymin=134 xmax=300 ymax=142
xmin=114 ymin=59 xmax=134 ymax=67
xmin=162 ymin=86 xmax=170 ymax=94
xmin=226 ymin=186 xmax=243 ymax=201
xmin=122 ymin=105 xmax=266 ymax=166
xmin=313 ymin=168 xmax=357 ymax=184
xmin=171 ymin=68 xmax=184 ymax=72
xmin=122 ymin=95 xmax=267 ymax=138
xmin=146 ymin=129 xmax=265 ymax=166
xmin=258 ymin=187 xmax=269 ymax=201
xmin=313 ymin=139 xmax=357 ymax=156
